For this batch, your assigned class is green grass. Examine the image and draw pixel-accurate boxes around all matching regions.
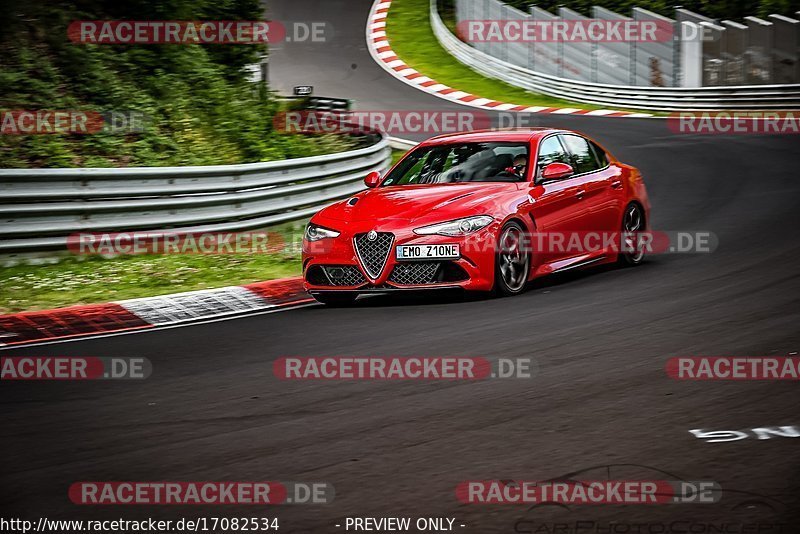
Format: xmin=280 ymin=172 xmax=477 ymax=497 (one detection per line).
xmin=0 ymin=254 xmax=302 ymax=314
xmin=0 ymin=221 xmax=309 ymax=313
xmin=391 ymin=147 xmax=409 ymax=165
xmin=386 ymin=0 xmax=651 ymax=114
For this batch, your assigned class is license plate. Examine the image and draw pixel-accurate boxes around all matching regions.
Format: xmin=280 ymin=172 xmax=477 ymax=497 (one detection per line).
xmin=396 ymin=244 xmax=460 ymax=261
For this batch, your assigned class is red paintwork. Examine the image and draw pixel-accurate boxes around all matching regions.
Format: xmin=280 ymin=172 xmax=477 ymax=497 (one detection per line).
xmin=364 ymin=171 xmax=381 ymax=188
xmin=302 ymin=128 xmax=650 ymax=293
xmin=244 ymin=278 xmax=314 ymax=305
xmin=541 ymin=161 xmax=574 ymax=180
xmin=0 ymin=303 xmax=151 ymax=345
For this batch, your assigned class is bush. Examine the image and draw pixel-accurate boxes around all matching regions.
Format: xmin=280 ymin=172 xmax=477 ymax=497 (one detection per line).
xmin=0 ymin=0 xmax=356 ymax=168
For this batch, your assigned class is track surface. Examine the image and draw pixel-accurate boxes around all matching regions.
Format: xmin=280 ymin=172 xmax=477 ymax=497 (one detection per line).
xmin=3 ymin=0 xmax=800 ymax=530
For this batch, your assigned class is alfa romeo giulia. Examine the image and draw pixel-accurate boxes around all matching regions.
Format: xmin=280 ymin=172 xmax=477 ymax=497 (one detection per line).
xmin=302 ymin=128 xmax=650 ymax=305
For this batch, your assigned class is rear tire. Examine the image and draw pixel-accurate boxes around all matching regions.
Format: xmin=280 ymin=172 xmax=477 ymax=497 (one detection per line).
xmin=619 ymin=203 xmax=646 ymax=266
xmin=493 ymin=221 xmax=530 ymax=297
xmin=313 ymin=292 xmax=357 ymax=306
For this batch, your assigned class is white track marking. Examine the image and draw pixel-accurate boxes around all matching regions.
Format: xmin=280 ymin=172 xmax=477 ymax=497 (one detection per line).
xmin=117 ymin=286 xmax=275 ymax=326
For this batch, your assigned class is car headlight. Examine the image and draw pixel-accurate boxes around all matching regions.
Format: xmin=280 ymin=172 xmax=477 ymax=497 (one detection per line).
xmin=305 ymin=223 xmax=340 ymax=241
xmin=413 ymin=215 xmax=494 ymax=237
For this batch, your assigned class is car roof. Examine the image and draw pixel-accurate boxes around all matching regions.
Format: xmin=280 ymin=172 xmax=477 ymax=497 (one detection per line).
xmin=419 ymin=128 xmax=565 ymax=146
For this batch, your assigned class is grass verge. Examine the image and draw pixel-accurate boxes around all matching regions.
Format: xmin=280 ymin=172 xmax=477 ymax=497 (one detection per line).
xmin=0 ymin=221 xmax=307 ymax=314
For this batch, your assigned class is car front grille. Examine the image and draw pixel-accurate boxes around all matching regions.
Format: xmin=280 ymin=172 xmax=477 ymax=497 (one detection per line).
xmin=322 ymin=265 xmax=366 ymax=286
xmin=354 ymin=232 xmax=394 ymax=279
xmin=389 ymin=262 xmax=441 ymax=285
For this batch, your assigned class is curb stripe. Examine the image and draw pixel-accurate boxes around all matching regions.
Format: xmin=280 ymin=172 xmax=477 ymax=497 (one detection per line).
xmin=0 ymin=278 xmax=312 ymax=347
xmin=0 ymin=303 xmax=152 ymax=346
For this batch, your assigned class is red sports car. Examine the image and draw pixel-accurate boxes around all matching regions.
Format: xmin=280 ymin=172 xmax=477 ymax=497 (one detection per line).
xmin=302 ymin=128 xmax=650 ymax=305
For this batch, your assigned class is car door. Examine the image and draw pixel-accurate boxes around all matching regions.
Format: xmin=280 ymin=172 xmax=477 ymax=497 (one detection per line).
xmin=560 ymin=134 xmax=606 ymax=232
xmin=560 ymin=134 xmax=622 ymax=235
xmin=525 ymin=134 xmax=586 ymax=265
xmin=588 ymin=139 xmax=626 ymax=232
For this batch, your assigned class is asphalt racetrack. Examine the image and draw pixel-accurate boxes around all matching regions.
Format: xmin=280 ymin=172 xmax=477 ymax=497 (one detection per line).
xmin=2 ymin=0 xmax=800 ymax=531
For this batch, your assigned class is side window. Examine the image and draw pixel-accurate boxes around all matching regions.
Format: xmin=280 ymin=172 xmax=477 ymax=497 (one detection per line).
xmin=537 ymin=136 xmax=571 ymax=170
xmin=590 ymin=141 xmax=608 ymax=168
xmin=562 ymin=134 xmax=600 ymax=175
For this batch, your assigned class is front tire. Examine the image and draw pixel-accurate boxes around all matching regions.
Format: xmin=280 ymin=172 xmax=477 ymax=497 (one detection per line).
xmin=494 ymin=221 xmax=530 ymax=297
xmin=312 ymin=292 xmax=357 ymax=306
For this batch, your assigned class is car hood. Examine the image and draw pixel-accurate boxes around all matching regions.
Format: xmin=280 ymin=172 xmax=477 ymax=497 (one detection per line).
xmin=318 ymin=183 xmax=517 ymax=223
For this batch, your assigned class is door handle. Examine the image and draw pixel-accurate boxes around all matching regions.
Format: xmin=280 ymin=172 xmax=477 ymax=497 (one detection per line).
xmin=611 ymin=180 xmax=622 ymax=189
xmin=575 ymin=189 xmax=585 ymax=199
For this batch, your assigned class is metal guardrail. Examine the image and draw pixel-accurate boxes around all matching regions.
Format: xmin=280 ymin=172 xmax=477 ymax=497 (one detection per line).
xmin=282 ymin=96 xmax=352 ymax=112
xmin=0 ymin=132 xmax=393 ymax=253
xmin=431 ymin=0 xmax=800 ymax=111
xmin=386 ymin=137 xmax=419 ymax=151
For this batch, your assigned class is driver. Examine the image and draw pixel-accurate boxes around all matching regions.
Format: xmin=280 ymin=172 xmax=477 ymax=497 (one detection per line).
xmin=508 ymin=155 xmax=527 ymax=178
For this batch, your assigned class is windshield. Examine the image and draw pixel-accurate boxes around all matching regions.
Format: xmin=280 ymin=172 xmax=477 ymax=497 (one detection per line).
xmin=382 ymin=142 xmax=529 ymax=185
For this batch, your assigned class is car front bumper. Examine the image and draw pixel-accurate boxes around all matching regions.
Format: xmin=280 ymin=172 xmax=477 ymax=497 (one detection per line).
xmin=301 ymin=218 xmax=497 ymax=293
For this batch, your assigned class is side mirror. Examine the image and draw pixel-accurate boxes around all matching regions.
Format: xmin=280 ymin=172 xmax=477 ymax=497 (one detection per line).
xmin=364 ymin=171 xmax=381 ymax=188
xmin=541 ymin=162 xmax=574 ymax=181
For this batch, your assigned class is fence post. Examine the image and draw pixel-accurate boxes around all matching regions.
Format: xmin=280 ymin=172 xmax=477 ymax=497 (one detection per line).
xmin=681 ymin=21 xmax=703 ymax=87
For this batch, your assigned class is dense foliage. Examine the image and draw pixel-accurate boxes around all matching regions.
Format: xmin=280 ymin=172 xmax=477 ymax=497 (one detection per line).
xmin=0 ymin=0 xmax=354 ymax=168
